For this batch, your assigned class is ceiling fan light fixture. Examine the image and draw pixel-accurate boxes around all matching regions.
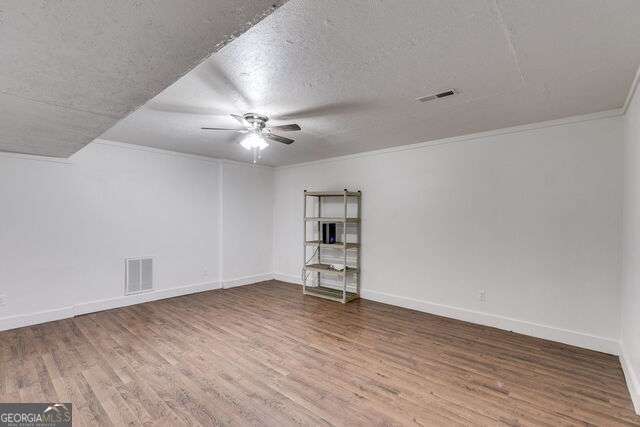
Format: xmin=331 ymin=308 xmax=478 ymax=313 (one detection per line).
xmin=240 ymin=133 xmax=269 ymax=151
xmin=201 ymin=112 xmax=300 ymax=163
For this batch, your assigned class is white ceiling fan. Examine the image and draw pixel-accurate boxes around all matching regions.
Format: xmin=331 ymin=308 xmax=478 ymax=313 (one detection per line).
xmin=201 ymin=113 xmax=301 ymax=163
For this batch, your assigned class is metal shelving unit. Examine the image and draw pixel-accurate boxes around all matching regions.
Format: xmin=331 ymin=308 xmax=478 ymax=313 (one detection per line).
xmin=303 ymin=189 xmax=361 ymax=303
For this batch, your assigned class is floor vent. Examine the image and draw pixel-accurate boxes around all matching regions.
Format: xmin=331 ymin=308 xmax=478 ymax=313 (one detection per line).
xmin=125 ymin=257 xmax=154 ymax=295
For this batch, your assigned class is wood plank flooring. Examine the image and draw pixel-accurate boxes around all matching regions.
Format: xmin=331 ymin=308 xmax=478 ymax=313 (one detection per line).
xmin=1 ymin=280 xmax=638 ymax=426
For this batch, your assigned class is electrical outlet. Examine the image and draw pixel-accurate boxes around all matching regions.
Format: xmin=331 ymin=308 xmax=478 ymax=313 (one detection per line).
xmin=0 ymin=294 xmax=6 ymax=308
xmin=479 ymin=290 xmax=486 ymax=303
xmin=202 ymin=269 xmax=209 ymax=279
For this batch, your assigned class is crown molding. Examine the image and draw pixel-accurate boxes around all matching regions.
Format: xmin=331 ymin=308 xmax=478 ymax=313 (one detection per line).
xmin=91 ymin=139 xmax=275 ymax=169
xmin=276 ymin=108 xmax=624 ymax=170
xmin=623 ymin=63 xmax=640 ymax=114
xmin=220 ymin=158 xmax=274 ymax=170
xmin=90 ymin=139 xmax=223 ymax=164
xmin=0 ymin=151 xmax=72 ymax=165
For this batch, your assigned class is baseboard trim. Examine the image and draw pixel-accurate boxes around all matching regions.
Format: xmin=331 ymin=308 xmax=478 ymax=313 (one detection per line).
xmin=222 ymin=274 xmax=274 ymax=289
xmin=2 ymin=275 xmax=622 ymax=359
xmin=270 ymin=276 xmax=619 ymax=354
xmin=274 ymin=273 xmax=302 ymax=284
xmin=260 ymin=276 xmax=622 ymax=355
xmin=0 ymin=281 xmax=222 ymax=332
xmin=0 ymin=276 xmax=277 ymax=332
xmin=620 ymin=343 xmax=640 ymax=415
xmin=0 ymin=306 xmax=76 ymax=332
xmin=74 ymin=281 xmax=222 ymax=316
xmin=360 ymin=289 xmax=619 ymax=355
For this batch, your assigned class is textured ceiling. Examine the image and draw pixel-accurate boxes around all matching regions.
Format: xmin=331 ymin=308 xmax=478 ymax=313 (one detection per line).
xmin=104 ymin=0 xmax=640 ymax=166
xmin=0 ymin=0 xmax=286 ymax=157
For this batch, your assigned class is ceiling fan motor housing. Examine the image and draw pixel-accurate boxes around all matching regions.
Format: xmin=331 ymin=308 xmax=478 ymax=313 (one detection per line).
xmin=201 ymin=112 xmax=298 ymax=157
xmin=243 ymin=113 xmax=269 ymax=131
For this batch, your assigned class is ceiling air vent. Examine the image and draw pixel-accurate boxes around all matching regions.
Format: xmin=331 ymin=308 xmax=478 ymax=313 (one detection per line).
xmin=125 ymin=257 xmax=154 ymax=295
xmin=417 ymin=89 xmax=457 ymax=103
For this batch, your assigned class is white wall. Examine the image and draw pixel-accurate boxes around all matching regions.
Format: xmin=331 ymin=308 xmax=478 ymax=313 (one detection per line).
xmin=274 ymin=113 xmax=624 ymax=354
xmin=222 ymin=161 xmax=274 ymax=287
xmin=0 ymin=107 xmax=635 ymax=405
xmin=0 ymin=140 xmax=274 ymax=331
xmin=621 ymin=78 xmax=640 ymax=413
xmin=73 ymin=142 xmax=221 ymax=305
xmin=1 ymin=153 xmax=79 ymax=321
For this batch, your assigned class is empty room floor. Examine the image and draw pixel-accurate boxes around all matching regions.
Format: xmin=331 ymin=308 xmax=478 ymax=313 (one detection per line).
xmin=1 ymin=281 xmax=638 ymax=426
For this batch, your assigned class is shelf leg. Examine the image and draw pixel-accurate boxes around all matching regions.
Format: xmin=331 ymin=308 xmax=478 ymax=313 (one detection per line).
xmin=357 ymin=191 xmax=361 ymax=297
xmin=343 ymin=190 xmax=347 ymax=303
xmin=303 ymin=191 xmax=307 ymax=294
xmin=317 ymin=195 xmax=322 ymax=289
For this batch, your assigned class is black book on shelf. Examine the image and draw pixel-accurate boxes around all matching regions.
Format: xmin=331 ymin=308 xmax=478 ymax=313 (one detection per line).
xmin=322 ymin=223 xmax=337 ymax=244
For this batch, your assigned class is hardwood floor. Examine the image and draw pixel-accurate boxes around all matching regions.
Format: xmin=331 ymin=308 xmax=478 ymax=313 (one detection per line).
xmin=1 ymin=281 xmax=638 ymax=426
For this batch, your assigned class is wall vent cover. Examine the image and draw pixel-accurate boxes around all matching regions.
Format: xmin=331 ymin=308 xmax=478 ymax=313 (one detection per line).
xmin=417 ymin=89 xmax=457 ymax=102
xmin=125 ymin=257 xmax=154 ymax=295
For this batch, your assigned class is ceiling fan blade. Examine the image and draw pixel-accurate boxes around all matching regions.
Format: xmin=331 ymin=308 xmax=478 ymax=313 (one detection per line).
xmin=273 ymin=101 xmax=374 ymax=120
xmin=201 ymin=127 xmax=248 ymax=133
xmin=268 ymin=124 xmax=301 ymax=132
xmin=264 ymin=133 xmax=294 ymax=145
xmin=201 ymin=61 xmax=253 ymax=110
xmin=146 ymin=101 xmax=228 ymax=116
xmin=230 ymin=114 xmax=249 ymax=127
